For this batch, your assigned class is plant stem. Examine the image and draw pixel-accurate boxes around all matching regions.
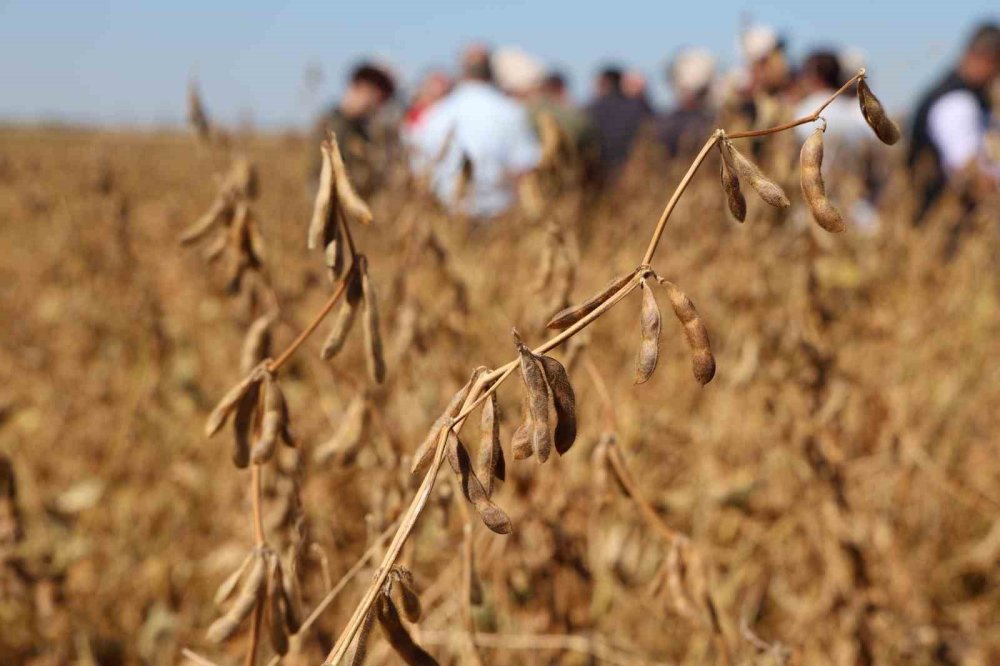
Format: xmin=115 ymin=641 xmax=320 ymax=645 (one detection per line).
xmin=268 ymin=276 xmax=349 ymax=373
xmin=318 ymin=69 xmax=867 ymax=664
xmin=727 ymin=70 xmax=865 ymax=140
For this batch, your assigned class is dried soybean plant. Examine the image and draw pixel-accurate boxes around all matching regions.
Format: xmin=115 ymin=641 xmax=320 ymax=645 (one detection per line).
xmin=316 ymin=69 xmax=898 ymax=665
xmin=189 ymin=131 xmax=395 ymax=666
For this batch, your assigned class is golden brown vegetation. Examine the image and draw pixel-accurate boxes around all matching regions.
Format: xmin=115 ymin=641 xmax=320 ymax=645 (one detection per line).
xmin=1 ymin=69 xmax=999 ymax=666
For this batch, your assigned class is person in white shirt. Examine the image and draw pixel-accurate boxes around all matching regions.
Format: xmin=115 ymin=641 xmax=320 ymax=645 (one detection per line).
xmin=908 ymin=23 xmax=1000 ymax=217
xmin=411 ymin=45 xmax=541 ymax=219
xmin=794 ymin=51 xmax=870 ymax=148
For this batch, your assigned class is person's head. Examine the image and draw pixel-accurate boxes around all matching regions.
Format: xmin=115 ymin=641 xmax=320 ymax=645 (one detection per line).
xmin=542 ymin=71 xmax=568 ymax=102
xmin=415 ymin=70 xmax=452 ymax=106
xmin=340 ymin=62 xmax=395 ymax=117
xmin=622 ymin=70 xmax=648 ymax=100
xmin=959 ymin=22 xmax=1000 ymax=89
xmin=596 ymin=66 xmax=624 ymax=96
xmin=461 ymin=43 xmax=493 ymax=82
xmin=800 ymin=50 xmax=843 ymax=94
xmin=491 ymin=47 xmax=545 ymax=98
xmin=742 ymin=25 xmax=790 ymax=95
xmin=669 ymin=48 xmax=716 ymax=107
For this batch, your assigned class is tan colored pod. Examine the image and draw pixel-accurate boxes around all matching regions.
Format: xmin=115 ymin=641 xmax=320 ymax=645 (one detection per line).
xmin=231 ymin=373 xmax=265 ymax=468
xmin=308 ymin=142 xmax=335 ymax=250
xmin=240 ymin=314 xmax=273 ymax=376
xmin=723 ymin=140 xmax=790 ymax=208
xmin=328 ymin=132 xmax=374 ymax=226
xmin=251 ymin=373 xmax=287 ymax=464
xmin=205 ymin=370 xmax=258 ymax=438
xmin=410 ymin=368 xmax=485 ymax=476
xmin=320 ymin=267 xmax=363 ymax=360
xmin=213 ymin=551 xmax=254 ymax=607
xmin=390 ymin=568 xmax=423 ymax=623
xmin=800 ymin=127 xmax=845 ymax=233
xmin=546 ymin=270 xmax=635 ymax=330
xmin=267 ymin=558 xmax=289 ymax=655
xmin=358 ymin=255 xmax=386 ymax=384
xmin=719 ymin=146 xmax=747 ymax=222
xmin=448 ymin=433 xmax=512 ymax=534
xmin=858 ymin=78 xmax=900 ymax=145
xmin=660 ymin=281 xmax=715 ymax=385
xmin=206 ymin=551 xmax=266 ymax=643
xmin=634 ymin=278 xmax=661 ymax=384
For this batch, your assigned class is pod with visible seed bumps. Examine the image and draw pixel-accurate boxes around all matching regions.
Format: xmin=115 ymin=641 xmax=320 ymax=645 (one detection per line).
xmin=205 ymin=370 xmax=259 ymax=437
xmin=308 ymin=142 xmax=335 ymax=250
xmin=546 ymin=270 xmax=635 ymax=330
xmin=858 ymin=78 xmax=900 ymax=146
xmin=722 ymin=139 xmax=790 ymax=208
xmin=659 ymin=280 xmax=715 ymax=385
xmin=251 ymin=373 xmax=287 ymax=464
xmin=206 ymin=551 xmax=266 ymax=643
xmin=635 ymin=278 xmax=661 ymax=384
xmin=447 ymin=432 xmax=512 ymax=534
xmin=410 ymin=368 xmax=486 ymax=476
xmin=719 ymin=146 xmax=746 ymax=222
xmin=800 ymin=127 xmax=845 ymax=233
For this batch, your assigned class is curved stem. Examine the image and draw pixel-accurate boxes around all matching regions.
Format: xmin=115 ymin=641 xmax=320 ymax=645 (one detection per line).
xmin=727 ymin=70 xmax=865 ymax=140
xmin=268 ymin=276 xmax=349 ymax=373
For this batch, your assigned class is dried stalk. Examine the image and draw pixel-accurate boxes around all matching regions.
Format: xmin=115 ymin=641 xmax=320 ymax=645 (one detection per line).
xmin=321 ymin=72 xmax=869 ymax=665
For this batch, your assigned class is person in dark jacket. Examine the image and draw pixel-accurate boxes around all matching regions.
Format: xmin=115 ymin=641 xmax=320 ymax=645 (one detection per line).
xmin=656 ymin=48 xmax=717 ymax=160
xmin=586 ymin=66 xmax=651 ymax=180
xmin=908 ymin=22 xmax=1000 ymax=218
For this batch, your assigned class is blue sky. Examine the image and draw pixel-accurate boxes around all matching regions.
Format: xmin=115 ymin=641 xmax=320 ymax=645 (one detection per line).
xmin=0 ymin=1 xmax=994 ymax=128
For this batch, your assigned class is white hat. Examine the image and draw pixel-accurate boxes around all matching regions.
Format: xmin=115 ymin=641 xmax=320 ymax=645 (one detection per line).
xmin=741 ymin=25 xmax=779 ymax=63
xmin=839 ymin=48 xmax=867 ymax=78
xmin=670 ymin=48 xmax=716 ymax=94
xmin=492 ymin=47 xmax=545 ymax=94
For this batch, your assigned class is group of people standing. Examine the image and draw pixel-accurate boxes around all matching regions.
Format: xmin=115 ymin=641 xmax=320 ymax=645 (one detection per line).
xmin=314 ymin=21 xmax=1000 ymax=223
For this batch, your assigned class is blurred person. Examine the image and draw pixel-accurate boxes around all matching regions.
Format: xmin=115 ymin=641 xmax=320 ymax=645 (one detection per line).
xmin=793 ymin=51 xmax=870 ymax=145
xmin=656 ymin=48 xmax=717 ymax=159
xmin=311 ymin=61 xmax=396 ymax=195
xmin=492 ymin=46 xmax=546 ymax=99
xmin=623 ymin=70 xmax=654 ymax=115
xmin=738 ymin=25 xmax=793 ymax=127
xmin=909 ymin=22 xmax=1000 ymax=217
xmin=586 ymin=65 xmax=651 ymax=179
xmin=403 ymin=70 xmax=452 ymax=132
xmin=411 ymin=44 xmax=541 ymax=218
xmin=529 ymin=70 xmax=599 ymax=174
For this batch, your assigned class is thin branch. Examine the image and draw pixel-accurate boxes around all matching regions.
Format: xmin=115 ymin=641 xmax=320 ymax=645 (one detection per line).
xmin=269 ymin=276 xmax=350 ymax=373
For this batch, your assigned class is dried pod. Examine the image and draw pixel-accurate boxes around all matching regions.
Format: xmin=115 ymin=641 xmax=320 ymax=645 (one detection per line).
xmin=308 ymin=142 xmax=335 ymax=250
xmin=800 ymin=127 xmax=845 ymax=233
xmin=358 ymin=255 xmax=386 ymax=384
xmin=660 ymin=281 xmax=715 ymax=385
xmin=546 ymin=270 xmax=635 ymax=330
xmin=320 ymin=267 xmax=363 ymax=360
xmin=329 ymin=132 xmax=374 ymax=226
xmin=719 ymin=145 xmax=746 ymax=222
xmin=180 ymin=195 xmax=232 ymax=245
xmin=511 ymin=422 xmax=533 ymax=460
xmin=411 ymin=368 xmax=485 ymax=476
xmin=390 ymin=568 xmax=423 ymax=623
xmin=232 ymin=373 xmax=265 ymax=468
xmin=722 ymin=140 xmax=790 ymax=208
xmin=205 ymin=370 xmax=259 ymax=437
xmin=251 ymin=373 xmax=287 ymax=464
xmin=537 ymin=354 xmax=577 ymax=455
xmin=240 ymin=314 xmax=273 ymax=376
xmin=858 ymin=78 xmax=900 ymax=146
xmin=376 ymin=593 xmax=439 ymax=666
xmin=213 ymin=551 xmax=254 ymax=607
xmin=202 ymin=232 xmax=228 ymax=263
xmin=634 ymin=278 xmax=661 ymax=384
xmin=280 ymin=554 xmax=304 ymax=633
xmin=313 ymin=394 xmax=367 ymax=465
xmin=478 ymin=390 xmax=505 ymax=497
xmin=514 ymin=332 xmax=556 ymax=463
xmin=323 ymin=211 xmax=347 ymax=283
xmin=267 ymin=558 xmax=289 ymax=655
xmin=449 ymin=432 xmax=512 ymax=534
xmin=206 ymin=551 xmax=266 ymax=643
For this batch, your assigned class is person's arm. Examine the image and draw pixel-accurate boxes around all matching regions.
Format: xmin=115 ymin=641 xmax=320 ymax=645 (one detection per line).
xmin=927 ymin=90 xmax=984 ymax=175
xmin=506 ymin=106 xmax=542 ymax=176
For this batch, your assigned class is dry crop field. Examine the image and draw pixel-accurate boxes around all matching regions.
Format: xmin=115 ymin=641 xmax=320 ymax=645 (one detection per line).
xmin=0 ymin=99 xmax=999 ymax=666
